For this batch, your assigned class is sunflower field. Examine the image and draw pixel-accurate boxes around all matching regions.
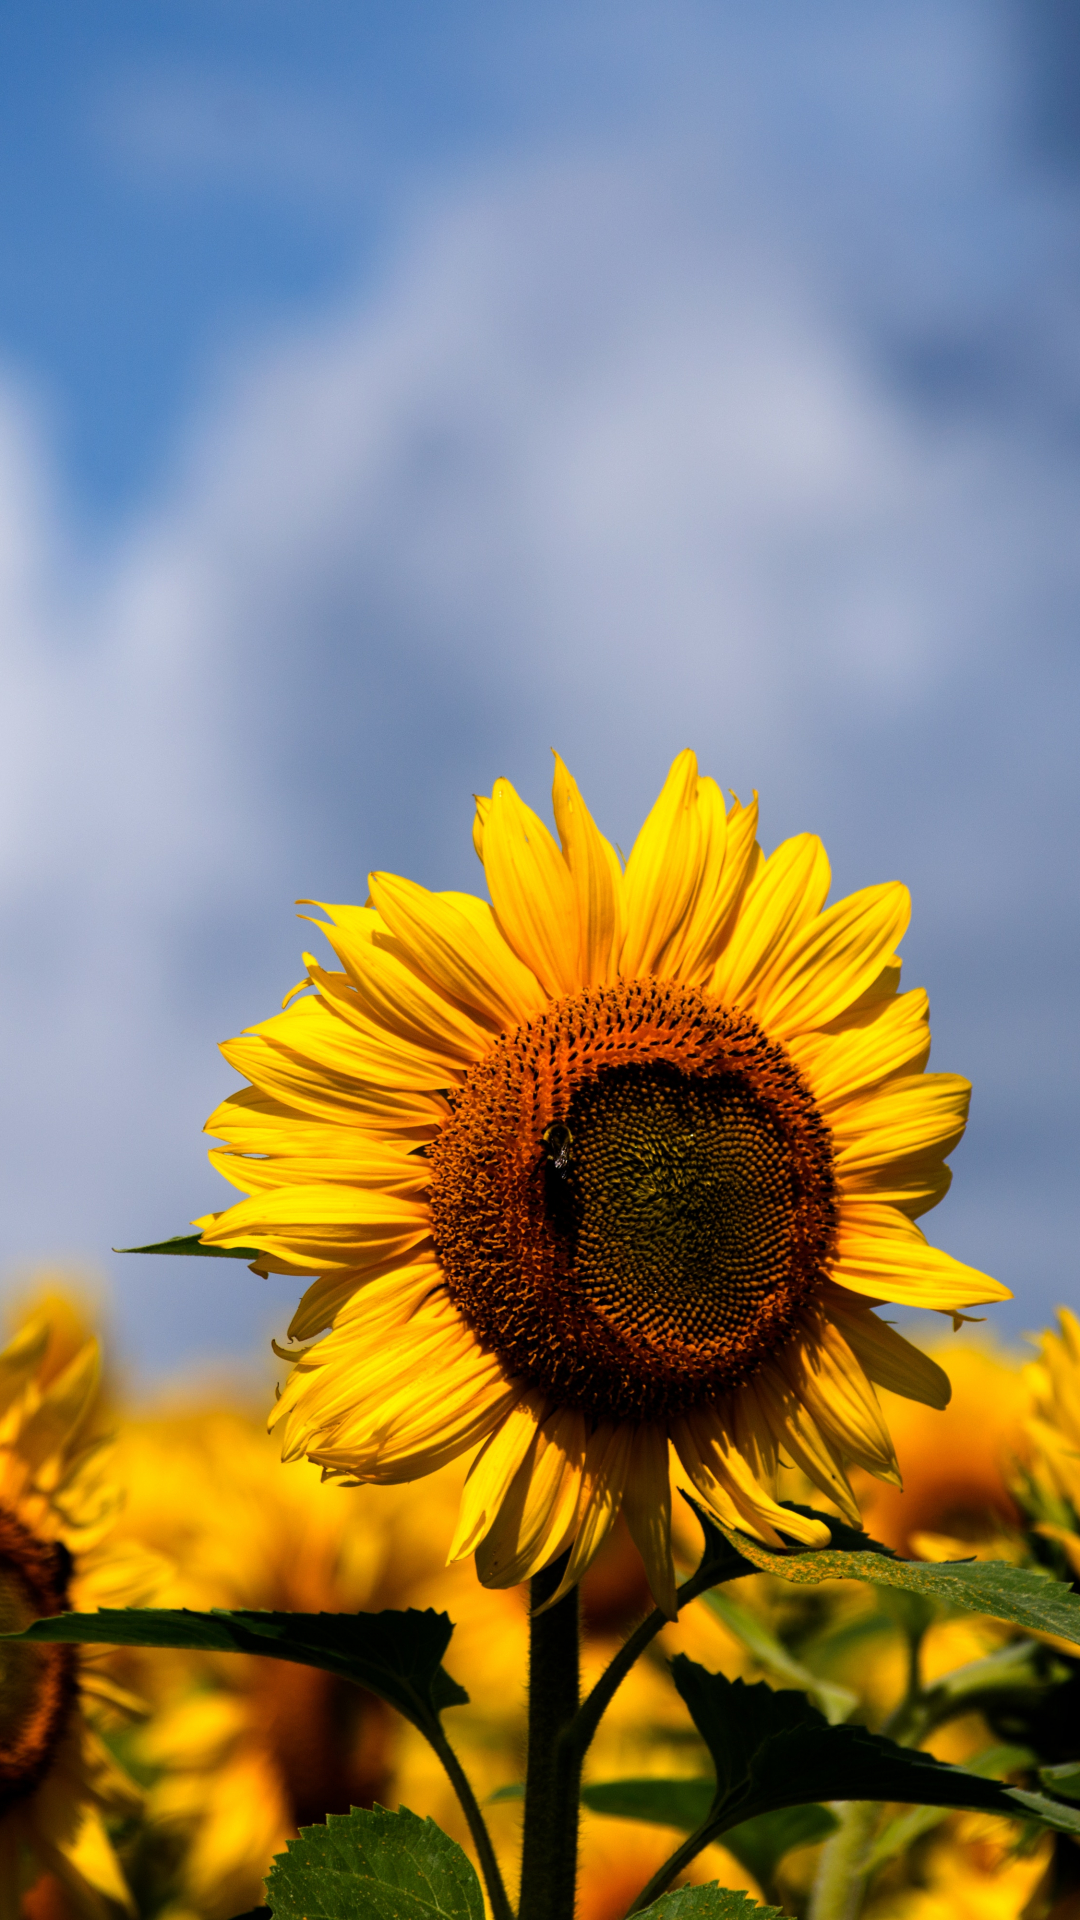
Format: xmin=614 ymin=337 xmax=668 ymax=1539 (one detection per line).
xmin=3 ymin=753 xmax=1080 ymax=1920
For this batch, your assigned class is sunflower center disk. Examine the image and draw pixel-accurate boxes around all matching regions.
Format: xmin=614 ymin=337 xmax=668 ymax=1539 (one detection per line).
xmin=430 ymin=979 xmax=838 ymax=1423
xmin=0 ymin=1508 xmax=77 ymax=1810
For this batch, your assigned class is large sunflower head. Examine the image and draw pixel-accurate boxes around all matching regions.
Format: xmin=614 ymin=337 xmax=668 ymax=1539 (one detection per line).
xmin=0 ymin=1295 xmax=160 ymax=1918
xmin=198 ymin=752 xmax=1009 ymax=1615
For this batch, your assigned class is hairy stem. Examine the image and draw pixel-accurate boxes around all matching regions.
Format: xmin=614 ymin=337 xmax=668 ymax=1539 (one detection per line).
xmin=570 ymin=1555 xmax=723 ymax=1764
xmin=429 ymin=1724 xmax=515 ymax=1920
xmin=807 ymin=1801 xmax=880 ymax=1920
xmin=623 ymin=1815 xmax=719 ymax=1914
xmin=518 ymin=1554 xmax=581 ymax=1920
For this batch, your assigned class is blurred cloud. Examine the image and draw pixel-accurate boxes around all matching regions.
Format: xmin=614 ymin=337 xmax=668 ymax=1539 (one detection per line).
xmin=0 ymin=6 xmax=1077 ymax=1381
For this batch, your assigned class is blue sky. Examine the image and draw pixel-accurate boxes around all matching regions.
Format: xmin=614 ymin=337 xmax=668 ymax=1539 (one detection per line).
xmin=0 ymin=1 xmax=1077 ymax=1383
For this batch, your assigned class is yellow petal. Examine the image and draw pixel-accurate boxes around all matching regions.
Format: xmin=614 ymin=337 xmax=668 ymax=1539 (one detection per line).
xmin=753 ymin=882 xmax=911 ymax=1041
xmin=710 ymin=833 xmax=831 ymax=1013
xmin=30 ymin=1789 xmax=135 ymax=1913
xmin=241 ymin=992 xmax=457 ymax=1093
xmin=822 ymin=1287 xmax=951 ymax=1409
xmin=16 ymin=1340 xmax=100 ymax=1472
xmin=551 ymin=752 xmax=622 ymax=985
xmin=285 ymin=1253 xmax=439 ymax=1343
xmin=448 ymin=1392 xmax=548 ymax=1561
xmin=206 ymin=1078 xmax=445 ymax=1142
xmin=841 ymin=1149 xmax=953 ymax=1219
xmin=208 ymin=1137 xmax=430 ymax=1197
xmin=621 ymin=1424 xmax=677 ymax=1618
xmin=831 ymin=1201 xmax=1011 ymax=1309
xmin=751 ymin=1368 xmax=862 ymax=1525
xmin=475 ymin=1406 xmax=587 ymax=1587
xmin=671 ymin=1405 xmax=831 ymax=1547
xmin=542 ymin=1421 xmax=635 ymax=1607
xmin=219 ymin=1029 xmax=451 ymax=1130
xmin=778 ymin=1320 xmax=899 ymax=1482
xmin=479 ymin=777 xmax=579 ymax=995
xmin=659 ymin=775 xmax=727 ymax=981
xmin=305 ymin=933 xmax=492 ymax=1065
xmin=831 ymin=1072 xmax=971 ymax=1172
xmin=786 ymin=988 xmax=930 ymax=1110
xmin=194 ymin=1185 xmax=431 ymax=1272
xmin=620 ymin=749 xmax=702 ymax=978
xmin=0 ymin=1314 xmax=50 ymax=1420
xmin=370 ymin=871 xmax=545 ymax=1028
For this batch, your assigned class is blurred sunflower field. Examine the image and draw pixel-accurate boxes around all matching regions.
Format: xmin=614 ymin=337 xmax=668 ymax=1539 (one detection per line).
xmin=4 ymin=1283 xmax=1080 ymax=1920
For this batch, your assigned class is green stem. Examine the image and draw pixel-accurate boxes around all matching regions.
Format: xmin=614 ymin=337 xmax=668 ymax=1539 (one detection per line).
xmin=429 ymin=1723 xmax=515 ymax=1920
xmin=518 ymin=1554 xmax=581 ymax=1920
xmin=570 ymin=1557 xmax=721 ymax=1765
xmin=623 ymin=1815 xmax=718 ymax=1914
xmin=806 ymin=1801 xmax=880 ymax=1920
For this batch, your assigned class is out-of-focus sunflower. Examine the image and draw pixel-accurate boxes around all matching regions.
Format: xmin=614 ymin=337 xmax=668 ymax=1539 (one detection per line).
xmin=197 ymin=751 xmax=1008 ymax=1614
xmin=1020 ymin=1309 xmax=1080 ymax=1577
xmin=852 ymin=1345 xmax=1027 ymax=1558
xmin=0 ymin=1300 xmax=159 ymax=1920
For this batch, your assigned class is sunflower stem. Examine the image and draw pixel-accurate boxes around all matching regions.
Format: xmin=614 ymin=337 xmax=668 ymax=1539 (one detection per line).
xmin=570 ymin=1557 xmax=720 ymax=1764
xmin=428 ymin=1723 xmax=515 ymax=1920
xmin=622 ymin=1814 xmax=718 ymax=1914
xmin=519 ymin=1553 xmax=580 ymax=1920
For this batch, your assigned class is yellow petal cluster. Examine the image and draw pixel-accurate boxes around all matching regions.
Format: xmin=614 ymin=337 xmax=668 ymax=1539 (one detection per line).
xmin=0 ymin=1294 xmax=163 ymax=1919
xmin=197 ymin=751 xmax=1009 ymax=1612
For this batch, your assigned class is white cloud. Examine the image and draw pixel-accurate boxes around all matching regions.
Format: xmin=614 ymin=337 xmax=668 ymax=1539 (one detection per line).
xmin=1 ymin=139 xmax=1076 ymax=1377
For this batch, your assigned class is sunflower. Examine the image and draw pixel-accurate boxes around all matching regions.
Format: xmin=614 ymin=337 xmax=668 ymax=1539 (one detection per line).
xmin=1019 ymin=1310 xmax=1080 ymax=1577
xmin=0 ymin=1297 xmax=160 ymax=1919
xmin=197 ymin=751 xmax=1009 ymax=1616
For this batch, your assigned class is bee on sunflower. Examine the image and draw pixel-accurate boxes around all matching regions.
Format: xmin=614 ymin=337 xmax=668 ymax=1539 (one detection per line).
xmin=196 ymin=751 xmax=1008 ymax=1618
xmin=0 ymin=1298 xmax=161 ymax=1918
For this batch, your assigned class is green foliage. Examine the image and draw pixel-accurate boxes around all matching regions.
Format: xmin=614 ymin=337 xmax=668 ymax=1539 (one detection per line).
xmin=265 ymin=1806 xmax=484 ymax=1920
xmin=115 ymin=1233 xmax=260 ymax=1259
xmin=582 ymin=1777 xmax=715 ymax=1829
xmin=670 ymin=1659 xmax=1080 ymax=1838
xmin=3 ymin=1607 xmax=467 ymax=1737
xmin=691 ymin=1496 xmax=1080 ymax=1645
xmin=700 ymin=1587 xmax=856 ymax=1723
xmin=633 ymin=1888 xmax=781 ymax=1918
xmin=581 ymin=1779 xmax=835 ymax=1892
xmin=1040 ymin=1760 xmax=1080 ymax=1802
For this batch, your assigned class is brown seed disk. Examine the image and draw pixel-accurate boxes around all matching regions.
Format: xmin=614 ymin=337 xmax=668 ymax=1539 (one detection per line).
xmin=0 ymin=1507 xmax=77 ymax=1810
xmin=429 ymin=977 xmax=837 ymax=1422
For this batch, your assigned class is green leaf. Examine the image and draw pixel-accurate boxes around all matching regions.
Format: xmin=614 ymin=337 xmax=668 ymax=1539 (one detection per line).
xmin=708 ymin=1503 xmax=1080 ymax=1646
xmin=670 ymin=1659 xmax=1080 ymax=1838
xmin=3 ymin=1607 xmax=467 ymax=1737
xmin=265 ymin=1805 xmax=483 ymax=1919
xmin=581 ymin=1780 xmax=835 ymax=1889
xmin=716 ymin=1805 xmax=839 ymax=1889
xmin=1040 ymin=1761 xmax=1080 ymax=1803
xmin=862 ymin=1744 xmax=1036 ymax=1872
xmin=701 ymin=1588 xmax=857 ymax=1724
xmin=583 ymin=1778 xmax=716 ymax=1830
xmin=633 ymin=1889 xmax=781 ymax=1919
xmin=114 ymin=1233 xmax=261 ymax=1259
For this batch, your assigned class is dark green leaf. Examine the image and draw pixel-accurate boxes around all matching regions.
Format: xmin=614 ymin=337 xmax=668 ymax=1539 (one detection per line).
xmin=1040 ymin=1761 xmax=1080 ymax=1802
xmin=3 ymin=1608 xmax=467 ymax=1737
xmin=266 ymin=1805 xmax=483 ymax=1920
xmin=719 ymin=1806 xmax=839 ymax=1889
xmin=701 ymin=1588 xmax=856 ymax=1724
xmin=582 ymin=1778 xmax=715 ymax=1830
xmin=863 ymin=1744 xmax=1036 ymax=1872
xmin=115 ymin=1233 xmax=261 ymax=1259
xmin=670 ymin=1660 xmax=1080 ymax=1838
xmin=581 ymin=1780 xmax=835 ymax=1890
xmin=634 ymin=1889 xmax=781 ymax=1919
xmin=708 ymin=1504 xmax=1080 ymax=1646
